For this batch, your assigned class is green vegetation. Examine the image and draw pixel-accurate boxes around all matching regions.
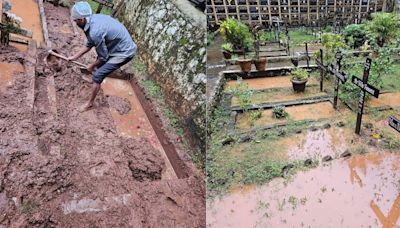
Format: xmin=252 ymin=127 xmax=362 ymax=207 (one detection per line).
xmin=142 ymin=80 xmax=161 ymax=98
xmin=221 ymin=42 xmax=233 ymax=52
xmin=342 ymin=24 xmax=374 ymax=49
xmin=132 ymin=56 xmax=146 ymax=74
xmin=86 ymin=0 xmax=113 ymax=15
xmin=219 ymin=18 xmax=253 ymax=50
xmin=226 ymin=80 xmax=254 ymax=111
xmin=320 ymin=33 xmax=346 ymax=64
xmin=290 ymin=68 xmax=309 ymax=81
xmin=272 ymin=106 xmax=288 ymax=119
xmin=366 ymin=12 xmax=400 ymax=47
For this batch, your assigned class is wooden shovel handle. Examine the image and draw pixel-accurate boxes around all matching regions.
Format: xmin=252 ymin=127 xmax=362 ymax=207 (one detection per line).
xmin=48 ymin=50 xmax=87 ymax=68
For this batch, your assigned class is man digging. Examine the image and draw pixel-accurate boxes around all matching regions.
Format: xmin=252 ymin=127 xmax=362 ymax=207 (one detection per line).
xmin=67 ymin=1 xmax=136 ymax=112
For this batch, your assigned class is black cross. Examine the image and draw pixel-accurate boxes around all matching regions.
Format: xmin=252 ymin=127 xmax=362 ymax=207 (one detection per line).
xmin=332 ymin=51 xmax=348 ymax=109
xmin=315 ymin=49 xmax=326 ymax=92
xmin=352 ymin=58 xmax=380 ymax=135
xmin=388 ymin=116 xmax=400 ymax=133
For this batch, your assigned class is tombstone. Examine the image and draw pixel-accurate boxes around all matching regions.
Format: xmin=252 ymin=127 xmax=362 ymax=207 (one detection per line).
xmin=388 ymin=116 xmax=400 ymax=133
xmin=352 ymin=58 xmax=380 ymax=135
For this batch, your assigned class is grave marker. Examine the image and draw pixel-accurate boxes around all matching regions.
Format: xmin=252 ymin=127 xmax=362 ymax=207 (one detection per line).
xmin=332 ymin=51 xmax=348 ymax=109
xmin=352 ymin=58 xmax=380 ymax=135
xmin=388 ymin=116 xmax=400 ymax=133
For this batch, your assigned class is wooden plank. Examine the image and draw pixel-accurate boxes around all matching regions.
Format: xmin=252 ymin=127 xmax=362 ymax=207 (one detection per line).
xmin=235 ymin=0 xmax=240 ymax=20
xmin=211 ymin=0 xmax=219 ymax=24
xmin=245 ymin=0 xmax=251 ymax=24
xmin=307 ymin=0 xmax=310 ymax=25
xmin=268 ymin=0 xmax=272 ymax=25
xmin=26 ymin=41 xmax=37 ymax=112
xmin=223 ymin=0 xmax=229 ymax=19
xmin=256 ymin=0 xmax=262 ymax=24
xmin=288 ymin=0 xmax=292 ymax=23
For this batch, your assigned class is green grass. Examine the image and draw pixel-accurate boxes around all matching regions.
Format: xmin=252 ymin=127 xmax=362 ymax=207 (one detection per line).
xmin=86 ymin=0 xmax=113 ymax=15
xmin=289 ymin=29 xmax=317 ymax=47
xmin=381 ymin=62 xmax=400 ymax=91
xmin=142 ymin=80 xmax=161 ymax=98
xmin=131 ymin=56 xmax=146 ymax=73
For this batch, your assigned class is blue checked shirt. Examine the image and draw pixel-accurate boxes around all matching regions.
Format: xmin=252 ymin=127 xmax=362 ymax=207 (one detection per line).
xmin=84 ymin=14 xmax=136 ymax=64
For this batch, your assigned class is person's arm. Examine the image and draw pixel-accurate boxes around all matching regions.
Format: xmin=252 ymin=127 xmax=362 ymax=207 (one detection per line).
xmin=67 ymin=46 xmax=92 ymax=61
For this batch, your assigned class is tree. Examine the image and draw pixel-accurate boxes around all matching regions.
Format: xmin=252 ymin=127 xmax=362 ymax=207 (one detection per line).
xmin=366 ymin=12 xmax=400 ymax=47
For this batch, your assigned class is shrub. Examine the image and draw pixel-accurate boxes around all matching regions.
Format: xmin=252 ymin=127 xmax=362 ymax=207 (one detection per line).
xmin=272 ymin=106 xmax=288 ymax=119
xmin=290 ymin=68 xmax=309 ymax=81
xmin=219 ymin=18 xmax=254 ymax=51
xmin=366 ymin=12 xmax=400 ymax=47
xmin=342 ymin=24 xmax=374 ymax=49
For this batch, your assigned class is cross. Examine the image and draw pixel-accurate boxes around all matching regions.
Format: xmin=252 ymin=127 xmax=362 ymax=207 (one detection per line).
xmin=370 ymin=195 xmax=400 ymax=228
xmin=332 ymin=51 xmax=348 ymax=109
xmin=91 ymin=0 xmax=114 ymax=14
xmin=352 ymin=58 xmax=380 ymax=135
xmin=315 ymin=49 xmax=327 ymax=92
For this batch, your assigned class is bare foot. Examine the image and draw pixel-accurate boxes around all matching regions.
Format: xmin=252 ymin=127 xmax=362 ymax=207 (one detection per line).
xmin=78 ymin=102 xmax=93 ymax=112
xmin=81 ymin=75 xmax=92 ymax=83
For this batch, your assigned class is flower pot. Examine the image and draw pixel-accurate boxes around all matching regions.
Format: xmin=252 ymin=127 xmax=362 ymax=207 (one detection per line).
xmin=223 ymin=51 xmax=232 ymax=59
xmin=237 ymin=59 xmax=252 ymax=72
xmin=291 ymin=78 xmax=308 ymax=92
xmin=254 ymin=58 xmax=267 ymax=71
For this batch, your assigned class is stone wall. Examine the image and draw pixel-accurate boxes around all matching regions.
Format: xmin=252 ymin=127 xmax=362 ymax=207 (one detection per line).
xmin=113 ymin=0 xmax=206 ymax=154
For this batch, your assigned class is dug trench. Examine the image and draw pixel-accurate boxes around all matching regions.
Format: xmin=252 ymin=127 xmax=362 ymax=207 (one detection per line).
xmin=0 ymin=1 xmax=204 ymax=227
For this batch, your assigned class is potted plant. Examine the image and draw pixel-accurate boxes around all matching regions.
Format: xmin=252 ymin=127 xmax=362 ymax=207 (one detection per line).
xmin=237 ymin=40 xmax=252 ymax=72
xmin=290 ymin=68 xmax=309 ymax=92
xmin=252 ymin=25 xmax=267 ymax=71
xmin=221 ymin=43 xmax=233 ymax=59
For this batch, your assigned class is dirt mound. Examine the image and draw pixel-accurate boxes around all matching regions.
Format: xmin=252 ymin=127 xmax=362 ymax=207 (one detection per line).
xmin=107 ymin=95 xmax=131 ymax=115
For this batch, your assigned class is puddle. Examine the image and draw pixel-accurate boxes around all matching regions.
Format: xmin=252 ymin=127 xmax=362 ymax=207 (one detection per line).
xmin=0 ymin=62 xmax=24 ymax=92
xmin=9 ymin=0 xmax=44 ymax=48
xmin=226 ymin=76 xmax=319 ymax=91
xmin=368 ymin=93 xmax=400 ymax=108
xmin=62 ymin=194 xmax=132 ymax=214
xmin=285 ymin=128 xmax=348 ymax=161
xmin=236 ymin=102 xmax=346 ymax=130
xmin=101 ymin=78 xmax=177 ymax=180
xmin=207 ymin=152 xmax=400 ymax=228
xmin=231 ymin=86 xmax=327 ymax=106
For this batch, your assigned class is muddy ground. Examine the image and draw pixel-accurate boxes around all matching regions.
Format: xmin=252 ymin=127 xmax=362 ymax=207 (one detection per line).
xmin=0 ymin=2 xmax=205 ymax=227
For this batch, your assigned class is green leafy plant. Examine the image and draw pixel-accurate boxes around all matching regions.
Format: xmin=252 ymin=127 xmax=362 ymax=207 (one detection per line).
xmin=219 ymin=18 xmax=253 ymax=51
xmin=342 ymin=24 xmax=375 ymax=49
xmin=272 ymin=106 xmax=288 ymax=119
xmin=366 ymin=12 xmax=400 ymax=47
xmin=227 ymin=80 xmax=254 ymax=111
xmin=321 ymin=33 xmax=346 ymax=64
xmin=221 ymin=42 xmax=233 ymax=52
xmin=290 ymin=68 xmax=309 ymax=81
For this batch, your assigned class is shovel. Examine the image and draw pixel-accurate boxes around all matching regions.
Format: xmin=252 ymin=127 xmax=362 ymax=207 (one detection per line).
xmin=47 ymin=50 xmax=91 ymax=74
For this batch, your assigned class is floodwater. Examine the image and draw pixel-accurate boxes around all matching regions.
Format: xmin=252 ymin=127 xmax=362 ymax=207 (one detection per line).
xmin=9 ymin=0 xmax=44 ymax=48
xmin=369 ymin=93 xmax=400 ymax=108
xmin=231 ymin=86 xmax=326 ymax=106
xmin=0 ymin=62 xmax=24 ymax=92
xmin=236 ymin=102 xmax=346 ymax=130
xmin=207 ymin=151 xmax=400 ymax=227
xmin=101 ymin=78 xmax=177 ymax=180
xmin=226 ymin=76 xmax=319 ymax=91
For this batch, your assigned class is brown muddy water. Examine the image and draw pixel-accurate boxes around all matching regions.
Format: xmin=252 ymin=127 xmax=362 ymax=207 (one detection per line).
xmin=226 ymin=76 xmax=319 ymax=91
xmin=207 ymin=151 xmax=400 ymax=228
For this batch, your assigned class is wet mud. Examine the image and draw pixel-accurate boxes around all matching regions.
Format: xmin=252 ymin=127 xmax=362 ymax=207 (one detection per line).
xmin=107 ymin=95 xmax=131 ymax=115
xmin=0 ymin=2 xmax=205 ymax=227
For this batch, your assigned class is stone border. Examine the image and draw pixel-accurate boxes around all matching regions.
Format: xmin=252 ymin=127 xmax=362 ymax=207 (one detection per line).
xmin=223 ymin=65 xmax=318 ymax=80
xmin=231 ymin=95 xmax=333 ymax=112
xmin=26 ymin=41 xmax=37 ymax=112
xmin=38 ymin=0 xmax=51 ymax=48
